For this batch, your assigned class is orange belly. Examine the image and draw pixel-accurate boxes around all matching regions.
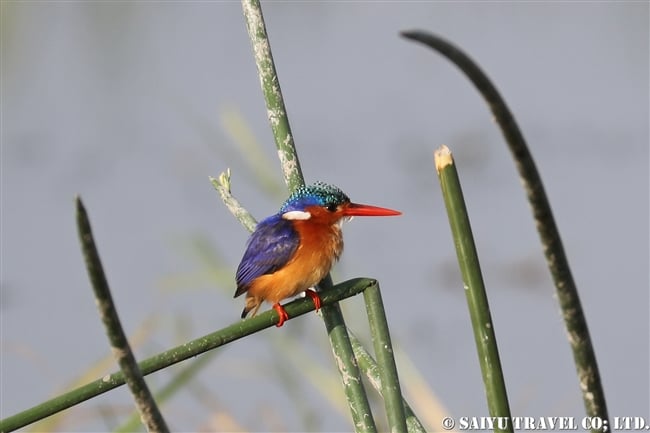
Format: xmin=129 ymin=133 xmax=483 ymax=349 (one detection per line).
xmin=243 ymin=220 xmax=343 ymax=316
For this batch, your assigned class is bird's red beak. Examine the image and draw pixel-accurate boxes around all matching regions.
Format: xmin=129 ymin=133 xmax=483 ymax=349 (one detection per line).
xmin=342 ymin=202 xmax=402 ymax=217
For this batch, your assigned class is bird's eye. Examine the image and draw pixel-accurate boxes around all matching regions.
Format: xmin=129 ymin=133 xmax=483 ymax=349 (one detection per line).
xmin=326 ymin=204 xmax=337 ymax=212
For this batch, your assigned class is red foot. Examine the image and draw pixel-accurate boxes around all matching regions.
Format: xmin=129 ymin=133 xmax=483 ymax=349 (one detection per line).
xmin=305 ymin=289 xmax=322 ymax=311
xmin=273 ymin=303 xmax=289 ymax=327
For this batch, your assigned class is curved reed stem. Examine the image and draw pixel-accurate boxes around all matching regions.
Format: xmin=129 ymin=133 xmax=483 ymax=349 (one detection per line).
xmin=402 ymin=30 xmax=608 ymax=428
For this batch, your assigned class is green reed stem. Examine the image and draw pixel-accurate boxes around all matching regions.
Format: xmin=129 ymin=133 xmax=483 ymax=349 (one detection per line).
xmin=349 ymin=332 xmax=427 ymax=433
xmin=115 ymin=352 xmax=215 ymax=433
xmin=434 ymin=146 xmax=512 ymax=433
xmin=402 ymin=31 xmax=607 ymax=430
xmin=241 ymin=0 xmax=304 ymax=191
xmin=363 ymin=283 xmax=408 ymax=433
xmin=75 ymin=197 xmax=169 ymax=433
xmin=240 ymin=2 xmax=377 ymax=431
xmin=0 ymin=278 xmax=375 ymax=433
xmin=319 ymin=275 xmax=378 ymax=433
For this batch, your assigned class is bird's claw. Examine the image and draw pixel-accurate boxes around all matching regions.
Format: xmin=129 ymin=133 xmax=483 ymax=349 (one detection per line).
xmin=273 ymin=303 xmax=289 ymax=327
xmin=272 ymin=290 xmax=321 ymax=327
xmin=305 ymin=289 xmax=322 ymax=311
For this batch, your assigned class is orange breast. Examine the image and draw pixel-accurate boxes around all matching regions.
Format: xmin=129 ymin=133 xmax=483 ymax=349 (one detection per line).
xmin=247 ymin=218 xmax=344 ymax=304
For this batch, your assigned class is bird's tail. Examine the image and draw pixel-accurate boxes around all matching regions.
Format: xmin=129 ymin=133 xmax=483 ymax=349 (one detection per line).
xmin=240 ymin=297 xmax=261 ymax=319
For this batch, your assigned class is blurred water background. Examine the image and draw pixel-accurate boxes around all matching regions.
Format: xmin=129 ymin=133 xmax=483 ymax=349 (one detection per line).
xmin=2 ymin=2 xmax=648 ymax=432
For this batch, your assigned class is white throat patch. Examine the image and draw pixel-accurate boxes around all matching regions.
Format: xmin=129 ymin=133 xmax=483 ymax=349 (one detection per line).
xmin=282 ymin=210 xmax=312 ymax=220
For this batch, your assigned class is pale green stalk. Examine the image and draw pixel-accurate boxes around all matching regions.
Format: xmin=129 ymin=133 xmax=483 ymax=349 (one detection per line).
xmin=434 ymin=146 xmax=512 ymax=433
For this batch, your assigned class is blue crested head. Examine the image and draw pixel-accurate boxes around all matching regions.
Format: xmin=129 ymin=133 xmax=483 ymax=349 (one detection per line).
xmin=279 ymin=182 xmax=350 ymax=213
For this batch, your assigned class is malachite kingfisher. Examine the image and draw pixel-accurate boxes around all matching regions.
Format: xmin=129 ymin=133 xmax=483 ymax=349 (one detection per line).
xmin=234 ymin=182 xmax=401 ymax=327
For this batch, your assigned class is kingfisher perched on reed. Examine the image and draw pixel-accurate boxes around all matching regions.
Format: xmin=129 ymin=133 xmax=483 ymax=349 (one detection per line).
xmin=234 ymin=182 xmax=401 ymax=327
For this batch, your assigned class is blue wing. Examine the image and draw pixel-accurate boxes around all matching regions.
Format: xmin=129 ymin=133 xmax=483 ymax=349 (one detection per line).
xmin=234 ymin=214 xmax=299 ymax=298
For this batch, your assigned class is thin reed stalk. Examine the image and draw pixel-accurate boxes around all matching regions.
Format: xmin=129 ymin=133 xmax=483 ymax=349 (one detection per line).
xmin=76 ymin=197 xmax=169 ymax=433
xmin=363 ymin=283 xmax=408 ymax=432
xmin=434 ymin=145 xmax=512 ymax=433
xmin=240 ymin=2 xmax=378 ymax=431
